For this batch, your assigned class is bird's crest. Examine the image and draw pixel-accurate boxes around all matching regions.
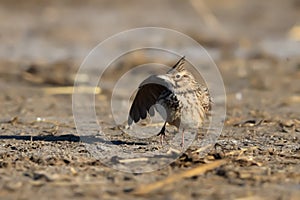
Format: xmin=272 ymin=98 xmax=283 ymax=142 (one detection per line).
xmin=169 ymin=56 xmax=186 ymax=73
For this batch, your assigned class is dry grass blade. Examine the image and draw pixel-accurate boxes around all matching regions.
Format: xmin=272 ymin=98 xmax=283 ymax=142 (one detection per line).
xmin=43 ymin=86 xmax=101 ymax=95
xmin=289 ymin=25 xmax=300 ymax=41
xmin=132 ymin=159 xmax=226 ymax=195
xmin=193 ymin=144 xmax=213 ymax=153
xmin=225 ymin=146 xmax=259 ymax=157
xmin=119 ymin=157 xmax=149 ymax=163
xmin=282 ymin=95 xmax=300 ymax=105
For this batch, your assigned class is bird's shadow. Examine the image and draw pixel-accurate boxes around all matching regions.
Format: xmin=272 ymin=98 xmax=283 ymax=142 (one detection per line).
xmin=0 ymin=134 xmax=148 ymax=146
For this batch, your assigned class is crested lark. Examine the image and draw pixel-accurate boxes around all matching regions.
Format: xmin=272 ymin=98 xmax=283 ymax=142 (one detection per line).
xmin=128 ymin=56 xmax=211 ymax=147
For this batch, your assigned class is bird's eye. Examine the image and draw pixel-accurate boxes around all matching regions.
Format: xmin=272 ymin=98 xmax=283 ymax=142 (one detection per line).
xmin=175 ymin=74 xmax=181 ymax=79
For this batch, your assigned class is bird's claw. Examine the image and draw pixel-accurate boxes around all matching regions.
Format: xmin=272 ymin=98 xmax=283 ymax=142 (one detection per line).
xmin=159 ymin=134 xmax=165 ymax=146
xmin=157 ymin=130 xmax=165 ymax=145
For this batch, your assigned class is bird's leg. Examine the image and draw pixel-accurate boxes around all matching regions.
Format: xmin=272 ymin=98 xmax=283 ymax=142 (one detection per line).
xmin=180 ymin=128 xmax=185 ymax=148
xmin=157 ymin=122 xmax=167 ymax=145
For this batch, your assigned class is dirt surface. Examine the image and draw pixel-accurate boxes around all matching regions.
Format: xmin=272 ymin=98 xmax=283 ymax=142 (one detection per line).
xmin=1 ymin=0 xmax=300 ymax=199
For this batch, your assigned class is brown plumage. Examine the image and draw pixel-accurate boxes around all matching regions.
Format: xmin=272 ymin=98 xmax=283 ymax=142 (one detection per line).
xmin=128 ymin=56 xmax=211 ymax=146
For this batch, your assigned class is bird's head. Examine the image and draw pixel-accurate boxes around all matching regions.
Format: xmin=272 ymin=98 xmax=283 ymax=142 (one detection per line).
xmin=165 ymin=56 xmax=197 ymax=91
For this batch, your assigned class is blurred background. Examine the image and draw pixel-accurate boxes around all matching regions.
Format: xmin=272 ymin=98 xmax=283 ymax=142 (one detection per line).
xmin=0 ymin=0 xmax=299 ymax=63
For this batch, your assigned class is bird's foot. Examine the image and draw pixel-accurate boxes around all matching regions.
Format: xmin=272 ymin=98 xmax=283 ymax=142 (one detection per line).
xmin=159 ymin=134 xmax=166 ymax=146
xmin=157 ymin=130 xmax=165 ymax=146
xmin=180 ymin=141 xmax=184 ymax=150
xmin=157 ymin=126 xmax=169 ymax=146
xmin=157 ymin=122 xmax=166 ymax=145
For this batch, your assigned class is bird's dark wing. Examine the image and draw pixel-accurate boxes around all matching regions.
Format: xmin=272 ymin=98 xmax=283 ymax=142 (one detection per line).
xmin=128 ymin=75 xmax=173 ymax=125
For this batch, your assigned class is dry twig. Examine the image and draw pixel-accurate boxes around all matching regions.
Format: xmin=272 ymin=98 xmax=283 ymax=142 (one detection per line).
xmin=133 ymin=159 xmax=226 ymax=195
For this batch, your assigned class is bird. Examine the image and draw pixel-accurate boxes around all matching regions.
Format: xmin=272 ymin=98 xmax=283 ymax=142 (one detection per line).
xmin=127 ymin=56 xmax=211 ymax=147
